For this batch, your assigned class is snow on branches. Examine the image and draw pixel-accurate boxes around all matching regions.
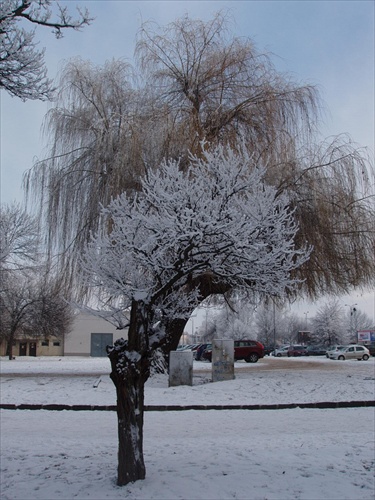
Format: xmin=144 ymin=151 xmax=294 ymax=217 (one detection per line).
xmin=81 ymin=143 xmax=311 ymax=328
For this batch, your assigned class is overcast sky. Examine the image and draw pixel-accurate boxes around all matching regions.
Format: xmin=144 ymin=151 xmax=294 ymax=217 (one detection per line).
xmin=1 ymin=0 xmax=374 ymax=321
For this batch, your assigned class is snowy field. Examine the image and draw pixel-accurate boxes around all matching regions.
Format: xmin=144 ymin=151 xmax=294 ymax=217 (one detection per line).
xmin=1 ymin=355 xmax=374 ymax=500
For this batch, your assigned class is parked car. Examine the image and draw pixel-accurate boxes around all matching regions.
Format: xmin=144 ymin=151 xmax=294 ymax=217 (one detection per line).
xmin=177 ymin=344 xmax=200 ymax=354
xmin=176 ymin=344 xmax=189 ymax=351
xmin=365 ymin=344 xmax=375 ymax=357
xmin=305 ymin=345 xmax=327 ymax=356
xmin=234 ymin=340 xmax=265 ymax=363
xmin=177 ymin=344 xmax=193 ymax=351
xmin=287 ymin=345 xmax=308 ymax=357
xmin=194 ymin=343 xmax=210 ymax=361
xmin=326 ymin=345 xmax=346 ymax=358
xmin=190 ymin=344 xmax=200 ymax=355
xmin=202 ymin=340 xmax=264 ymax=363
xmin=263 ymin=345 xmax=276 ymax=356
xmin=201 ymin=344 xmax=212 ymax=361
xmin=273 ymin=346 xmax=289 ymax=357
xmin=330 ymin=345 xmax=370 ymax=361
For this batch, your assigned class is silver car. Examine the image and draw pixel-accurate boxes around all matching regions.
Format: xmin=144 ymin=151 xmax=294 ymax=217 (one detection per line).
xmin=330 ymin=345 xmax=370 ymax=361
xmin=326 ymin=345 xmax=346 ymax=359
xmin=273 ymin=346 xmax=289 ymax=357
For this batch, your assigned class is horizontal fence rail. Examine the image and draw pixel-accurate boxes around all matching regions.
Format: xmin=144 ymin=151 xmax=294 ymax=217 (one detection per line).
xmin=1 ymin=401 xmax=374 ymax=411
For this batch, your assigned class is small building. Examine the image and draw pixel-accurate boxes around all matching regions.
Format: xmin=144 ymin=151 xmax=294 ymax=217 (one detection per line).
xmin=64 ymin=311 xmax=128 ymax=357
xmin=0 ymin=336 xmax=64 ymax=357
xmin=0 ymin=311 xmax=128 ymax=358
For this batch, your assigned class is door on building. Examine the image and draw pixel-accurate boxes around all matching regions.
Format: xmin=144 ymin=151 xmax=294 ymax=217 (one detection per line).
xmin=90 ymin=333 xmax=113 ymax=357
xmin=19 ymin=342 xmax=27 ymax=356
xmin=29 ymin=342 xmax=37 ymax=357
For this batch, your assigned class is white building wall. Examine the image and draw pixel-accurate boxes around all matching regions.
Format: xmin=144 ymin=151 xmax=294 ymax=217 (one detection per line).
xmin=64 ymin=311 xmax=128 ymax=356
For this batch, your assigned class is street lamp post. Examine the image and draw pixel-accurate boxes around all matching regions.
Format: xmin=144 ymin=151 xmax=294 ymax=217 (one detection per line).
xmin=273 ymin=299 xmax=276 ymax=349
xmin=345 ymin=303 xmax=358 ymax=342
xmin=304 ymin=311 xmax=309 ymax=331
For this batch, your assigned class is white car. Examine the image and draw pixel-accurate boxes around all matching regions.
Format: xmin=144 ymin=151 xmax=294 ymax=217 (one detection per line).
xmin=273 ymin=346 xmax=289 ymax=357
xmin=330 ymin=345 xmax=370 ymax=361
xmin=326 ymin=345 xmax=346 ymax=359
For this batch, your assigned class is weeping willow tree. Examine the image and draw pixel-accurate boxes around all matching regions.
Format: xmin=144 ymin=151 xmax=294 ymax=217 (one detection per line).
xmin=25 ymin=12 xmax=374 ymax=303
xmin=288 ymin=137 xmax=374 ymax=296
xmin=135 ymin=14 xmax=319 ymax=160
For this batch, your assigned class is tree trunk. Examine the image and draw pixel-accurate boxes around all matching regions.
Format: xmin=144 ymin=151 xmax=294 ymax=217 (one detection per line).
xmin=161 ymin=275 xmax=231 ymax=362
xmin=159 ymin=317 xmax=187 ymax=365
xmin=109 ymin=353 xmax=148 ymax=485
xmin=107 ymin=284 xmax=228 ymax=484
xmin=8 ymin=329 xmax=16 ymax=360
xmin=107 ymin=299 xmax=150 ymax=486
xmin=6 ymin=341 xmax=11 ymax=359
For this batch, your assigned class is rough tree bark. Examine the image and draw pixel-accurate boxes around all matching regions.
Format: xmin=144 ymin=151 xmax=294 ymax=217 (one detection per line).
xmin=107 ymin=299 xmax=151 ymax=486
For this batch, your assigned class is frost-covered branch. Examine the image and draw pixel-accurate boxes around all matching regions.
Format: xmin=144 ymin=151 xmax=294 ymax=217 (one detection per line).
xmin=81 ymin=143 xmax=311 ymax=330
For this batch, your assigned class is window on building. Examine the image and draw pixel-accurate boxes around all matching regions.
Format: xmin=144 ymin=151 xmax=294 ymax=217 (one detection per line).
xmin=53 ymin=341 xmax=61 ymax=347
xmin=41 ymin=340 xmax=49 ymax=346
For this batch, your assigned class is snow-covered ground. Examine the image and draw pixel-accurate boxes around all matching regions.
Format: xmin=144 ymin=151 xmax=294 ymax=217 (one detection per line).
xmin=1 ymin=355 xmax=374 ymax=500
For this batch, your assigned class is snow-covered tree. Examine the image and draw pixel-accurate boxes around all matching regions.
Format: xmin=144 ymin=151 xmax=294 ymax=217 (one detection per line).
xmin=311 ymin=299 xmax=346 ymax=345
xmin=195 ymin=301 xmax=232 ymax=341
xmin=285 ymin=313 xmax=307 ymax=344
xmin=345 ymin=307 xmax=373 ymax=343
xmin=80 ymin=143 xmax=311 ymax=485
xmin=196 ymin=304 xmax=217 ymax=341
xmin=254 ymin=304 xmax=304 ymax=346
xmin=255 ymin=302 xmax=279 ymax=347
xmin=207 ymin=297 xmax=257 ymax=340
xmin=0 ymin=0 xmax=91 ymax=100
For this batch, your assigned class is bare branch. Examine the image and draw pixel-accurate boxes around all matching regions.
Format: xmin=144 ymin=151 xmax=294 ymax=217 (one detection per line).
xmin=0 ymin=0 xmax=92 ymax=100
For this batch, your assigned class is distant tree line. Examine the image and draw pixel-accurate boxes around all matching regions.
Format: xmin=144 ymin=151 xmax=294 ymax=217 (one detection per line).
xmin=195 ymin=298 xmax=373 ymax=346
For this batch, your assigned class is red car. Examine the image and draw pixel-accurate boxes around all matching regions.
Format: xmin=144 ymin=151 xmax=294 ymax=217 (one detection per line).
xmin=287 ymin=345 xmax=308 ymax=357
xmin=202 ymin=340 xmax=264 ymax=363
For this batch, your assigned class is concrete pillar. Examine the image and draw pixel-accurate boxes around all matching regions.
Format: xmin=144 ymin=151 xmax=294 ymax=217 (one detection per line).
xmin=212 ymin=339 xmax=234 ymax=382
xmin=169 ymin=350 xmax=193 ymax=387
